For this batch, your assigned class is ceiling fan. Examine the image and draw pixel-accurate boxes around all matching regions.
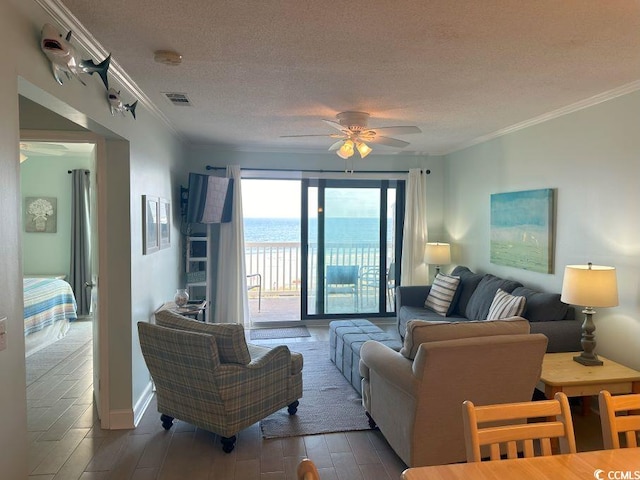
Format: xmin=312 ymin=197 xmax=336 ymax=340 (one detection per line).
xmin=281 ymin=111 xmax=422 ymax=159
xmin=19 ymin=142 xmax=69 ymax=163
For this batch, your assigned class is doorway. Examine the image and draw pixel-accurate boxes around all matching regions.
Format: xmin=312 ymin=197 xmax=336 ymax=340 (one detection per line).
xmin=20 ymin=128 xmax=107 ymax=423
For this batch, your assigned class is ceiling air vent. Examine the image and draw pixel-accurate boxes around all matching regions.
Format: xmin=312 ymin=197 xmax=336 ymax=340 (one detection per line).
xmin=162 ymin=92 xmax=192 ymax=106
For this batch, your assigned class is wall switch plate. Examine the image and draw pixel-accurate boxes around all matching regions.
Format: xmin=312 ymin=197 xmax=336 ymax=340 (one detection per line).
xmin=0 ymin=317 xmax=6 ymax=351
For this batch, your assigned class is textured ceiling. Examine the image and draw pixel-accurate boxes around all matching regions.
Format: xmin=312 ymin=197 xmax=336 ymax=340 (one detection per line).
xmin=58 ymin=0 xmax=640 ymax=155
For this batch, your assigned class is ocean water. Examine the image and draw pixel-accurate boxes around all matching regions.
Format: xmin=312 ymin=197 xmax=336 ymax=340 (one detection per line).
xmin=243 ymin=217 xmax=393 ymax=243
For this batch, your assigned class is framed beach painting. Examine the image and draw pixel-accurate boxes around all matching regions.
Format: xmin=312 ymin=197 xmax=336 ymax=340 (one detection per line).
xmin=159 ymin=198 xmax=171 ymax=249
xmin=490 ymin=188 xmax=555 ymax=273
xmin=143 ymin=195 xmax=160 ymax=254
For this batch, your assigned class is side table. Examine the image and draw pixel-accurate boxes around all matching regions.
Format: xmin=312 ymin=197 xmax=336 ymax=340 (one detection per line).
xmin=537 ymin=352 xmax=640 ymax=414
xmin=158 ymin=300 xmax=207 ymax=322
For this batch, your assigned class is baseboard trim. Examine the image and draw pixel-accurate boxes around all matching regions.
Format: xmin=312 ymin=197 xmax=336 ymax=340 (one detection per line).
xmin=109 ymin=409 xmax=135 ymax=430
xmin=133 ymin=381 xmax=155 ymax=427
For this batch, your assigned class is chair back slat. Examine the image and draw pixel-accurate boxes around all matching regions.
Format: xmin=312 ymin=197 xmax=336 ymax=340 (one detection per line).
xmin=505 ymin=441 xmax=518 ymax=459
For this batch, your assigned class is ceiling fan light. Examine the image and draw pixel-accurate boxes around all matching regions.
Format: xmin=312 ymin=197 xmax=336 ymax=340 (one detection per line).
xmin=356 ymin=141 xmax=372 ymax=158
xmin=337 ymin=139 xmax=354 ymax=159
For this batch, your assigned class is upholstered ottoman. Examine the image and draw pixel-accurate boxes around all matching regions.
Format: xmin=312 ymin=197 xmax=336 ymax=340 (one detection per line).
xmin=329 ymin=319 xmax=402 ymax=395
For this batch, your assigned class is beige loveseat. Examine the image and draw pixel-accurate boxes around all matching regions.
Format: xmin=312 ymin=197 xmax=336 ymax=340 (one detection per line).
xmin=359 ymin=317 xmax=547 ymax=467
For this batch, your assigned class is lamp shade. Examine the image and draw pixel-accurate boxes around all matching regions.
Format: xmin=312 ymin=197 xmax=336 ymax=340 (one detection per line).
xmin=424 ymin=242 xmax=451 ymax=265
xmin=337 ymin=140 xmax=354 ymax=159
xmin=560 ymin=264 xmax=618 ymax=308
xmin=356 ymin=141 xmax=372 ymax=158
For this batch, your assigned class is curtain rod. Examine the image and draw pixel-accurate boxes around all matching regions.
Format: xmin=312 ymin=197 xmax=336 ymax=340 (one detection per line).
xmin=205 ymin=165 xmax=430 ymax=174
xmin=67 ymin=170 xmax=90 ymax=174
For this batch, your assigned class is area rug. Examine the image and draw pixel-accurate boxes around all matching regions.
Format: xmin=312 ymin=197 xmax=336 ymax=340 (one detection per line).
xmin=26 ymin=320 xmax=93 ymax=386
xmin=250 ymin=326 xmax=310 ymax=340
xmin=260 ymin=341 xmax=371 ymax=438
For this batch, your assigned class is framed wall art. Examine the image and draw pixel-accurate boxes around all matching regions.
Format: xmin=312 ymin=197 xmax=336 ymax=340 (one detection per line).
xmin=490 ymin=188 xmax=555 ymax=273
xmin=143 ymin=195 xmax=159 ymax=254
xmin=159 ymin=198 xmax=171 ymax=249
xmin=25 ymin=196 xmax=57 ymax=233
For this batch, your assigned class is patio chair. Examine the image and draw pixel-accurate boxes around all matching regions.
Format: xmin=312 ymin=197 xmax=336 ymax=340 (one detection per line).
xmin=139 ymin=309 xmax=303 ymax=453
xmin=247 ymin=273 xmax=262 ymax=311
xmin=358 ymin=265 xmax=380 ymax=309
xmin=386 ymin=262 xmax=396 ymax=309
xmin=325 ymin=265 xmax=359 ymax=312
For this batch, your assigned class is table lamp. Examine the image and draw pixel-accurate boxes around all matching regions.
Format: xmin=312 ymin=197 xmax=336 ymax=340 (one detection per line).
xmin=560 ymin=263 xmax=618 ymax=366
xmin=424 ymin=242 xmax=451 ymax=277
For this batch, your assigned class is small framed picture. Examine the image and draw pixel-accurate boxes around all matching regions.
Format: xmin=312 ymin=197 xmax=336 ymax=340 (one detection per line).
xmin=143 ymin=195 xmax=159 ymax=254
xmin=159 ymin=198 xmax=171 ymax=249
xmin=25 ymin=196 xmax=57 ymax=233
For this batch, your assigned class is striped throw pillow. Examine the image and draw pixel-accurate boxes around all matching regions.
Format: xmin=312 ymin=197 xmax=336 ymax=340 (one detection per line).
xmin=486 ymin=288 xmax=526 ymax=320
xmin=424 ymin=273 xmax=461 ymax=316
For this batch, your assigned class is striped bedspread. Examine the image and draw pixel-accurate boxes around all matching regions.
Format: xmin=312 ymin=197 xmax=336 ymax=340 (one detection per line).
xmin=23 ymin=278 xmax=77 ymax=336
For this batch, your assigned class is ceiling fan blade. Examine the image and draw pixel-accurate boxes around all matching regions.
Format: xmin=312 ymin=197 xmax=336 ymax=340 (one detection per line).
xmin=368 ymin=126 xmax=422 ymax=135
xmin=322 ymin=119 xmax=350 ymax=133
xmin=368 ymin=136 xmax=410 ymax=148
xmin=20 ymin=142 xmax=68 ymax=155
xmin=328 ymin=140 xmax=344 ymax=151
xmin=280 ymin=134 xmax=335 ymax=138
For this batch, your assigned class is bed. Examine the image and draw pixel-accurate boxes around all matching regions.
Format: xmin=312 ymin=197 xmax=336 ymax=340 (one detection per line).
xmin=24 ymin=277 xmax=77 ymax=356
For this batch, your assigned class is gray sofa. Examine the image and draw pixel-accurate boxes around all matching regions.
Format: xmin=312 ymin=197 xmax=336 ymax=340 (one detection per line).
xmin=396 ymin=265 xmax=582 ymax=353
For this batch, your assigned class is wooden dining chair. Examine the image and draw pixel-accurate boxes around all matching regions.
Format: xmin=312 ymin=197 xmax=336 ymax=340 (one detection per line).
xmin=297 ymin=458 xmax=320 ymax=480
xmin=598 ymin=390 xmax=640 ymax=449
xmin=462 ymin=391 xmax=577 ymax=462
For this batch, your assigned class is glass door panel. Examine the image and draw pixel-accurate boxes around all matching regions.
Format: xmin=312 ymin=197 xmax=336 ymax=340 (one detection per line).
xmin=324 ymin=187 xmax=380 ymax=314
xmin=303 ymin=179 xmax=403 ymax=318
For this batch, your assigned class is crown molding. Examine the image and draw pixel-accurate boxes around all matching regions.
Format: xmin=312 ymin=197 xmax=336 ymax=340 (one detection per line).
xmin=34 ymin=0 xmax=183 ymax=141
xmin=441 ymin=80 xmax=640 ymax=155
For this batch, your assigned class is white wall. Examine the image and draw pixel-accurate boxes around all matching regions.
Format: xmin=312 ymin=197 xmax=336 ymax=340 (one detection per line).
xmin=1 ymin=1 xmax=185 ymax=476
xmin=444 ymin=90 xmax=640 ymax=371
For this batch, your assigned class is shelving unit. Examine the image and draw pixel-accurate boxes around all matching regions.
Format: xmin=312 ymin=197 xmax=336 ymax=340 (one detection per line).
xmin=186 ymin=236 xmax=208 ymax=321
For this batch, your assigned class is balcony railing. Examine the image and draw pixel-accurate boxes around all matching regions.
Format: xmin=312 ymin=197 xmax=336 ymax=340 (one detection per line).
xmin=245 ymin=242 xmax=393 ymax=294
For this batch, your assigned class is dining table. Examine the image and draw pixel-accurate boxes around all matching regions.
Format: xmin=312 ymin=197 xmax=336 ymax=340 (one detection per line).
xmin=401 ymin=447 xmax=640 ymax=480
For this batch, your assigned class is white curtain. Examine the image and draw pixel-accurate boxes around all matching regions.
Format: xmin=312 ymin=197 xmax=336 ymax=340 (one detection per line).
xmin=400 ymin=168 xmax=429 ymax=285
xmin=214 ymin=165 xmax=249 ymax=325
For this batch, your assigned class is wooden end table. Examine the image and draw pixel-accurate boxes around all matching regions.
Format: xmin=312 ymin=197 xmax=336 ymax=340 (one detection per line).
xmin=537 ymin=352 xmax=640 ymax=415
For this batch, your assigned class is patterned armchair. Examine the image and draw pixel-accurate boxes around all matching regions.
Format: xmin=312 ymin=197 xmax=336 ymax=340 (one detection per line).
xmin=138 ymin=309 xmax=303 ymax=453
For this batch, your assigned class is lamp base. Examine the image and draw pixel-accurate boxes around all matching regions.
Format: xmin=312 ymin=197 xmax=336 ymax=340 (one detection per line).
xmin=573 ymin=308 xmax=603 ymax=366
xmin=573 ymin=352 xmax=603 ymax=366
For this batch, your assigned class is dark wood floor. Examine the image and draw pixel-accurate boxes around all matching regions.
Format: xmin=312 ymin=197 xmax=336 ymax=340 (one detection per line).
xmin=26 ymin=323 xmax=604 ymax=479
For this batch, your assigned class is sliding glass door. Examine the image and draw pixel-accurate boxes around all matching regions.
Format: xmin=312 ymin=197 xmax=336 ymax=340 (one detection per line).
xmin=302 ymin=179 xmax=403 ymax=318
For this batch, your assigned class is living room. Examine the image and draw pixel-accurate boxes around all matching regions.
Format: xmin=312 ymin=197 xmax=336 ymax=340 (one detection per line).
xmin=2 ymin=0 xmax=640 ymax=478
